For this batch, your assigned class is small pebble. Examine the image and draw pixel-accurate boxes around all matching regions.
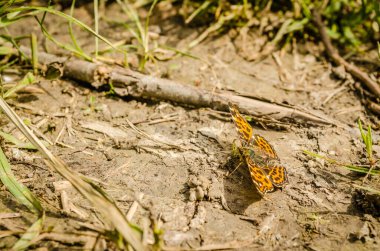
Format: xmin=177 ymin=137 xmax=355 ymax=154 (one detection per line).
xmin=189 ymin=189 xmax=196 ymax=202
xmin=195 ymin=186 xmax=205 ymax=201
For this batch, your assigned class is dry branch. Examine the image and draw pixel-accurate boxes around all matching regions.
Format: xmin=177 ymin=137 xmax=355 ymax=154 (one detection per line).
xmin=20 ymin=46 xmax=335 ymax=125
xmin=312 ymin=10 xmax=380 ymax=98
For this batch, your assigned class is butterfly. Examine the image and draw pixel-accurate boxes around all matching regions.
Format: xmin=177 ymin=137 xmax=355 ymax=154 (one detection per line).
xmin=228 ymin=102 xmax=288 ymax=196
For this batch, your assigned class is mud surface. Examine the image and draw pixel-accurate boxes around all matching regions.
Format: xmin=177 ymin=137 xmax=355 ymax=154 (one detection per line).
xmin=1 ymin=3 xmax=380 ymax=250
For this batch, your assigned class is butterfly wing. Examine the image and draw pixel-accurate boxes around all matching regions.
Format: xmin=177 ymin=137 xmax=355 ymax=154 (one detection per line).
xmin=252 ymin=134 xmax=279 ymax=160
xmin=246 ymin=157 xmax=274 ymax=195
xmin=229 ymin=102 xmax=287 ymax=195
xmin=265 ymin=165 xmax=288 ymax=187
xmin=228 ymin=102 xmax=253 ymax=146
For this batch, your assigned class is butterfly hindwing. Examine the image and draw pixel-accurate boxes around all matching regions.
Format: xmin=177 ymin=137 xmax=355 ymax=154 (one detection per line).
xmin=246 ymin=157 xmax=274 ymax=195
xmin=267 ymin=165 xmax=288 ymax=187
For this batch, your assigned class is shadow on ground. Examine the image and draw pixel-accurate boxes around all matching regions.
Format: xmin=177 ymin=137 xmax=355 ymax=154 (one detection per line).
xmin=222 ymin=156 xmax=261 ymax=214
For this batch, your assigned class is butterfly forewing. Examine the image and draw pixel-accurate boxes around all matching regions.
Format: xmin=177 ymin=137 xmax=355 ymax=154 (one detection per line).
xmin=228 ymin=103 xmax=253 ymax=146
xmin=252 ymin=135 xmax=279 ymax=160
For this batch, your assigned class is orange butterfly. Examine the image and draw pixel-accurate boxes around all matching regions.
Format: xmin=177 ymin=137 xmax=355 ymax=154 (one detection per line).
xmin=228 ymin=102 xmax=288 ymax=196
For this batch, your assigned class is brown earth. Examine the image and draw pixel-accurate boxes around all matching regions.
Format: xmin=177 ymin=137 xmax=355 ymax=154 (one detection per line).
xmin=1 ymin=2 xmax=380 ymax=250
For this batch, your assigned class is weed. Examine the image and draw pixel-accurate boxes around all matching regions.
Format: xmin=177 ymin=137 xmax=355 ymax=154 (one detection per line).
xmin=115 ymin=0 xmax=161 ymax=70
xmin=180 ymin=0 xmax=379 ymax=52
xmin=358 ymin=119 xmax=377 ymax=182
xmin=304 ymin=118 xmax=379 ymax=193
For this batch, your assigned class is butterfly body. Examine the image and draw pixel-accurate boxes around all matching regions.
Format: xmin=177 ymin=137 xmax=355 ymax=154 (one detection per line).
xmin=228 ymin=102 xmax=288 ymax=196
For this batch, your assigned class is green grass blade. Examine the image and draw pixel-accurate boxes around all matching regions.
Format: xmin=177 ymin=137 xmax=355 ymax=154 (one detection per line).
xmin=3 ymin=72 xmax=36 ymax=99
xmin=303 ymin=150 xmax=380 ymax=175
xmin=357 ymin=119 xmax=366 ymax=144
xmin=94 ymin=0 xmax=99 ymax=58
xmin=185 ymin=1 xmax=211 ymax=24
xmin=0 ymin=31 xmax=29 ymax=61
xmin=144 ymin=0 xmax=158 ymax=51
xmin=0 ymin=9 xmax=42 ymax=28
xmin=367 ymin=125 xmax=373 ymax=159
xmin=116 ymin=0 xmax=144 ymax=47
xmin=6 ymin=6 xmax=118 ymax=51
xmin=30 ymin=33 xmax=38 ymax=75
xmin=35 ymin=16 xmax=92 ymax=61
xmin=0 ymin=58 xmax=18 ymax=72
xmin=0 ymin=146 xmax=43 ymax=214
xmin=68 ymin=0 xmax=87 ymax=58
xmin=0 ymin=45 xmax=16 ymax=55
xmin=12 ymin=215 xmax=44 ymax=251
xmin=0 ymin=130 xmax=50 ymax=149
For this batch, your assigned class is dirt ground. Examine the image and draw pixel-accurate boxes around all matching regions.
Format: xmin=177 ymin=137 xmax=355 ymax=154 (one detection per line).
xmin=1 ymin=2 xmax=380 ymax=250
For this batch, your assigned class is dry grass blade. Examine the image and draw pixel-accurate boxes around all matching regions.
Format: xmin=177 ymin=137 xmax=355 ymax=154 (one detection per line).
xmin=12 ymin=216 xmax=44 ymax=251
xmin=0 ymin=97 xmax=145 ymax=250
xmin=353 ymin=184 xmax=380 ymax=195
xmin=125 ymin=118 xmax=186 ymax=151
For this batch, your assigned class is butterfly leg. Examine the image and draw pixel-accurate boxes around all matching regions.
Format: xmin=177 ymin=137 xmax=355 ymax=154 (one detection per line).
xmin=227 ymin=160 xmax=243 ymax=176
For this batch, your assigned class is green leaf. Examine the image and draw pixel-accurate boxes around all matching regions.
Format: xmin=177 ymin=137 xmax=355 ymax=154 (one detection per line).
xmin=343 ymin=26 xmax=360 ymax=46
xmin=285 ymin=18 xmax=309 ymax=34
xmin=326 ymin=27 xmax=340 ymax=40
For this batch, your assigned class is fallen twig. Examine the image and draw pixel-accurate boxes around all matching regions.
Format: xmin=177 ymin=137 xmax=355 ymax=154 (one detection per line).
xmin=312 ymin=10 xmax=380 ymax=98
xmin=367 ymin=100 xmax=380 ymax=116
xmin=20 ymin=46 xmax=335 ymax=126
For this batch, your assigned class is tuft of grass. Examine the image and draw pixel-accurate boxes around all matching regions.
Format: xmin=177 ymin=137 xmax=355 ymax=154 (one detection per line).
xmin=358 ymin=118 xmax=378 ymax=183
xmin=115 ymin=0 xmax=160 ymax=70
xmin=358 ymin=119 xmax=374 ymax=165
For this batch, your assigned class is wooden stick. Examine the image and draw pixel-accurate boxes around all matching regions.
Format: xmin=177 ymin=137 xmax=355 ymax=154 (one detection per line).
xmin=20 ymin=46 xmax=335 ymax=125
xmin=312 ymin=10 xmax=380 ymax=98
